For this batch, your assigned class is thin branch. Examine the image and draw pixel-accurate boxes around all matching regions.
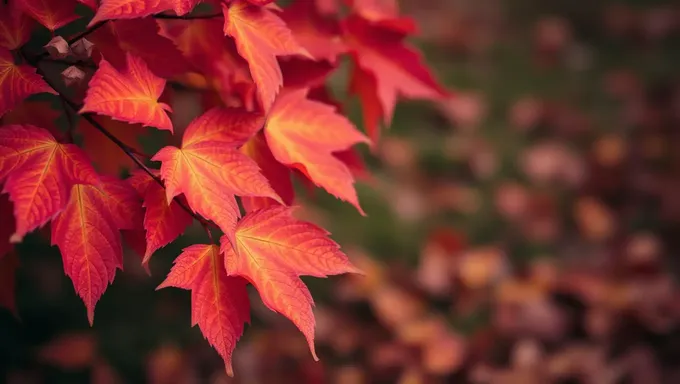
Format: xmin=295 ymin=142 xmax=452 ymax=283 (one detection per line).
xmin=36 ymin=21 xmax=107 ymax=60
xmin=153 ymin=13 xmax=222 ymax=20
xmin=24 ymin=53 xmax=216 ymax=230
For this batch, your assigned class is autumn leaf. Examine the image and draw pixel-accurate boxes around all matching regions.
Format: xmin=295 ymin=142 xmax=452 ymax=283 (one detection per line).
xmin=90 ymin=0 xmax=202 ymax=26
xmin=89 ymin=18 xmax=192 ymax=79
xmin=0 ymin=48 xmax=57 ymax=118
xmin=221 ymin=206 xmax=361 ymax=360
xmin=240 ymin=132 xmax=294 ymax=212
xmin=265 ymin=89 xmax=369 ymax=214
xmin=128 ymin=170 xmax=193 ymax=264
xmin=16 ymin=0 xmax=80 ymax=31
xmin=51 ymin=181 xmax=134 ymax=324
xmin=0 ymin=2 xmax=34 ymax=50
xmin=157 ymin=244 xmax=250 ymax=376
xmin=342 ymin=15 xmax=448 ymax=142
xmin=80 ymin=53 xmax=173 ymax=131
xmin=222 ymin=0 xmax=310 ymax=111
xmin=152 ymin=107 xmax=280 ymax=234
xmin=0 ymin=125 xmax=100 ymax=243
xmin=76 ymin=116 xmax=149 ymax=176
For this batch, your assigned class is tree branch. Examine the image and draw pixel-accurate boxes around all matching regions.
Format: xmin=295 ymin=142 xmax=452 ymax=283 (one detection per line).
xmin=24 ymin=52 xmax=217 ymax=231
xmin=35 ymin=21 xmax=107 ymax=61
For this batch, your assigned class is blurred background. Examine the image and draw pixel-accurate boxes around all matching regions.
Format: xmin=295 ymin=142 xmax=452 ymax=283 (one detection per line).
xmin=3 ymin=0 xmax=680 ymax=382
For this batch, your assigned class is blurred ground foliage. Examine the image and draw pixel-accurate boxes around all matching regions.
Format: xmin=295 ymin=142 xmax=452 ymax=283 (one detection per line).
xmin=2 ymin=0 xmax=680 ymax=383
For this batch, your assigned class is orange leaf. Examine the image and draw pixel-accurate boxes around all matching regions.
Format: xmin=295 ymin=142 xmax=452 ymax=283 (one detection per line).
xmin=343 ymin=15 xmax=448 ymax=142
xmin=76 ymin=115 xmax=149 ymax=176
xmin=128 ymin=170 xmax=192 ymax=264
xmin=158 ymin=244 xmax=250 ymax=376
xmin=0 ymin=251 xmax=19 ymax=316
xmin=222 ymin=0 xmax=309 ymax=111
xmin=0 ymin=48 xmax=57 ymax=118
xmin=0 ymin=125 xmax=100 ymax=242
xmin=51 ymin=181 xmax=132 ymax=324
xmin=221 ymin=206 xmax=361 ymax=360
xmin=152 ymin=107 xmax=279 ymax=234
xmin=16 ymin=0 xmax=80 ymax=31
xmin=90 ymin=0 xmax=202 ymax=26
xmin=89 ymin=18 xmax=192 ymax=79
xmin=80 ymin=53 xmax=173 ymax=132
xmin=0 ymin=3 xmax=34 ymax=50
xmin=265 ymin=89 xmax=369 ymax=214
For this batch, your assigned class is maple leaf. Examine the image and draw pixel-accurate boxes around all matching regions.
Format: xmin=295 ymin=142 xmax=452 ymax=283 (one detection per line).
xmin=0 ymin=2 xmax=34 ymax=50
xmin=0 ymin=125 xmax=100 ymax=243
xmin=80 ymin=53 xmax=173 ymax=132
xmin=221 ymin=206 xmax=361 ymax=360
xmin=157 ymin=244 xmax=250 ymax=376
xmin=222 ymin=0 xmax=310 ymax=111
xmin=0 ymin=48 xmax=57 ymax=118
xmin=90 ymin=0 xmax=202 ymax=26
xmin=51 ymin=180 xmax=133 ymax=324
xmin=89 ymin=18 xmax=192 ymax=79
xmin=128 ymin=170 xmax=192 ymax=264
xmin=0 ymin=251 xmax=19 ymax=316
xmin=240 ymin=132 xmax=294 ymax=212
xmin=265 ymin=89 xmax=369 ymax=214
xmin=77 ymin=116 xmax=149 ymax=176
xmin=16 ymin=0 xmax=80 ymax=31
xmin=342 ymin=15 xmax=449 ymax=142
xmin=152 ymin=107 xmax=280 ymax=234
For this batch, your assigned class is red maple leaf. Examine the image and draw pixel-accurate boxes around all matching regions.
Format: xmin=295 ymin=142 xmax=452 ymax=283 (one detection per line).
xmin=153 ymin=107 xmax=280 ymax=234
xmin=222 ymin=0 xmax=310 ymax=111
xmin=80 ymin=53 xmax=174 ymax=131
xmin=264 ymin=88 xmax=369 ymax=214
xmin=342 ymin=15 xmax=449 ymax=142
xmin=158 ymin=244 xmax=250 ymax=376
xmin=16 ymin=0 xmax=80 ymax=31
xmin=0 ymin=48 xmax=56 ymax=118
xmin=0 ymin=125 xmax=100 ymax=243
xmin=89 ymin=18 xmax=193 ymax=79
xmin=221 ymin=206 xmax=361 ymax=360
xmin=128 ymin=170 xmax=193 ymax=265
xmin=51 ymin=177 xmax=142 ymax=324
xmin=0 ymin=2 xmax=34 ymax=50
